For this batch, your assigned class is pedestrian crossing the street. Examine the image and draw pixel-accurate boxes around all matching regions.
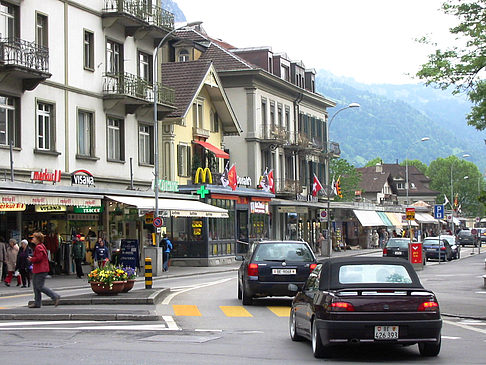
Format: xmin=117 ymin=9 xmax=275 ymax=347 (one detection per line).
xmin=170 ymin=304 xmax=290 ymax=318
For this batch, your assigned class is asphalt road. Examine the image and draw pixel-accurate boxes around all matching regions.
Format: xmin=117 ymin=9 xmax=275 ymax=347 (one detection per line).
xmin=0 ymin=250 xmax=485 ymax=364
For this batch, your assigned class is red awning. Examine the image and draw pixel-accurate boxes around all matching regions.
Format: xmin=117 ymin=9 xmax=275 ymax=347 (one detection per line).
xmin=193 ymin=140 xmax=229 ymax=159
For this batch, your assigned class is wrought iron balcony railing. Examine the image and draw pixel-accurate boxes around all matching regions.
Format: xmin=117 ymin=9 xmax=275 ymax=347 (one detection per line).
xmin=103 ymin=72 xmax=175 ymax=105
xmin=0 ymin=38 xmax=49 ymax=73
xmin=103 ymin=0 xmax=174 ymax=30
xmin=260 ymin=125 xmax=287 ymax=142
xmin=275 ymin=178 xmax=303 ymax=194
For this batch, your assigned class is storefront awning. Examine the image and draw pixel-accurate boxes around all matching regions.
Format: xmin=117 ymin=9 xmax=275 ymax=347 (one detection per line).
xmin=0 ymin=190 xmax=101 ymax=206
xmin=106 ymin=195 xmax=229 ymax=218
xmin=193 ymin=140 xmax=229 ymax=159
xmin=385 ymin=212 xmax=403 ymax=227
xmin=353 ymin=210 xmax=385 ymax=227
xmin=415 ymin=212 xmax=438 ymax=224
xmin=377 ymin=212 xmax=394 ymax=227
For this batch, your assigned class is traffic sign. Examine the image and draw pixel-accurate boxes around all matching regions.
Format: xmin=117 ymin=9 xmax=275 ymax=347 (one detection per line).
xmin=409 ymin=243 xmax=423 ymax=264
xmin=471 ymin=228 xmax=478 ymax=235
xmin=319 ymin=209 xmax=328 ymax=222
xmin=153 ymin=217 xmax=163 ymax=228
xmin=433 ymin=204 xmax=444 ymax=219
xmin=476 ymin=217 xmax=480 ymax=223
xmin=406 ymin=207 xmax=415 ymax=220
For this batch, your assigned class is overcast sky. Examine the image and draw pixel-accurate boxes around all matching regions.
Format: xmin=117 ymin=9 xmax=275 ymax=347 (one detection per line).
xmin=174 ymin=0 xmax=455 ymax=84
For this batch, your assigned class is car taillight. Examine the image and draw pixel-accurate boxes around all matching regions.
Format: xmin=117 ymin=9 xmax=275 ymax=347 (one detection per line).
xmin=247 ymin=263 xmax=259 ymax=277
xmin=418 ymin=301 xmax=439 ymax=311
xmin=310 ymin=263 xmax=317 ymax=271
xmin=329 ymin=301 xmax=355 ymax=312
xmin=383 ymin=248 xmax=388 ymax=255
xmin=440 ymin=246 xmax=446 ymax=251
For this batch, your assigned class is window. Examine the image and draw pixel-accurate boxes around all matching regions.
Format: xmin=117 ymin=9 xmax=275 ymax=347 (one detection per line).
xmin=261 ymin=98 xmax=267 ymax=125
xmin=270 ymin=102 xmax=275 ymax=128
xmin=281 ymin=65 xmax=290 ymax=81
xmin=177 ymin=143 xmax=191 ymax=177
xmin=107 ymin=117 xmax=124 ymax=161
xmin=106 ymin=39 xmax=122 ymax=74
xmin=83 ymin=30 xmax=94 ymax=70
xmin=37 ymin=102 xmax=54 ymax=151
xmin=138 ymin=124 xmax=153 ymax=165
xmin=192 ymin=100 xmax=204 ymax=129
xmin=396 ymin=182 xmax=405 ymax=189
xmin=77 ymin=110 xmax=94 ymax=157
xmin=36 ymin=13 xmax=48 ymax=48
xmin=339 ymin=264 xmax=412 ymax=285
xmin=178 ymin=49 xmax=189 ymax=62
xmin=0 ymin=2 xmax=16 ymax=39
xmin=277 ymin=104 xmax=282 ymax=127
xmin=210 ymin=110 xmax=219 ymax=133
xmin=138 ymin=51 xmax=152 ymax=82
xmin=0 ymin=95 xmax=18 ymax=147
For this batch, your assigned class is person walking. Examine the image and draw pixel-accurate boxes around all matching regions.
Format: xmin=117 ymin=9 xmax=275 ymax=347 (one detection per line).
xmin=4 ymin=239 xmax=21 ymax=287
xmin=161 ymin=234 xmax=173 ymax=272
xmin=371 ymin=230 xmax=379 ymax=248
xmin=28 ymin=232 xmax=60 ymax=308
xmin=72 ymin=234 xmax=86 ymax=278
xmin=316 ymin=232 xmax=324 ymax=256
xmin=94 ymin=239 xmax=110 ymax=267
xmin=17 ymin=239 xmax=32 ymax=288
xmin=0 ymin=237 xmax=7 ymax=282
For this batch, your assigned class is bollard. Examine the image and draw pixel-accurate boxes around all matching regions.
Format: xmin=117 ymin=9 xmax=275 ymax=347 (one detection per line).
xmin=145 ymin=257 xmax=152 ymax=289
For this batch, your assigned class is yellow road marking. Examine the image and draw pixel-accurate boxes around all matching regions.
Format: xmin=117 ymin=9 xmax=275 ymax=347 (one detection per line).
xmin=220 ymin=306 xmax=253 ymax=317
xmin=173 ymin=305 xmax=202 ymax=316
xmin=0 ymin=307 xmax=6 ymax=309
xmin=267 ymin=306 xmax=291 ymax=317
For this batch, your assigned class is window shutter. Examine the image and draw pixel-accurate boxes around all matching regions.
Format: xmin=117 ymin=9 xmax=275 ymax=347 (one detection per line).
xmin=187 ymin=145 xmax=191 ymax=177
xmin=177 ymin=145 xmax=182 ymax=176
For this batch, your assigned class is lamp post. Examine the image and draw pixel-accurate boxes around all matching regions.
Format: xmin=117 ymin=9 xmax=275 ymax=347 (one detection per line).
xmin=405 ymin=137 xmax=430 ymax=205
xmin=450 ymin=153 xmax=470 ymax=234
xmin=153 ymin=21 xmax=202 ymax=224
xmin=325 ymin=102 xmax=360 ymax=257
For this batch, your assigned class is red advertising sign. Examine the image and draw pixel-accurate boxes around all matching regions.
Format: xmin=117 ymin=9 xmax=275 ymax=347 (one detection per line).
xmin=409 ymin=243 xmax=423 ymax=264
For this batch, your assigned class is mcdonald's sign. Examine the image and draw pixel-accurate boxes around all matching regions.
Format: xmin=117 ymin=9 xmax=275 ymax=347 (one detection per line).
xmin=194 ymin=167 xmax=212 ymax=184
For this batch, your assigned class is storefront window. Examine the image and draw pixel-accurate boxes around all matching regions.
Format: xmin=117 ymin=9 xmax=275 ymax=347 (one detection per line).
xmin=250 ymin=213 xmax=269 ymax=240
xmin=208 ymin=198 xmax=235 ymax=240
xmin=167 ymin=217 xmax=204 ymax=242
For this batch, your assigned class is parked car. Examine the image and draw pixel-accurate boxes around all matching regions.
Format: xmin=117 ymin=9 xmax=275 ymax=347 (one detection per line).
xmin=236 ymin=240 xmax=317 ymax=305
xmin=423 ymin=238 xmax=453 ymax=261
xmin=288 ymin=257 xmax=442 ymax=358
xmin=478 ymin=228 xmax=486 ymax=244
xmin=457 ymin=229 xmax=478 ymax=247
xmin=440 ymin=235 xmax=460 ymax=259
xmin=382 ymin=238 xmax=426 ymax=264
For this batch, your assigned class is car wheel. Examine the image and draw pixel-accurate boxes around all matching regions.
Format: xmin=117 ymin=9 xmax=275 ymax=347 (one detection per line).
xmin=447 ymin=253 xmax=452 ymax=261
xmin=237 ymin=280 xmax=242 ymax=300
xmin=418 ymin=336 xmax=441 ymax=357
xmin=289 ymin=309 xmax=303 ymax=341
xmin=311 ymin=318 xmax=330 ymax=358
xmin=242 ymin=284 xmax=253 ymax=306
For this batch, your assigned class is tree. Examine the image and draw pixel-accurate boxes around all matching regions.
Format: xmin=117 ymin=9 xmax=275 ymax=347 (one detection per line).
xmin=416 ymin=0 xmax=486 ymax=131
xmin=400 ymin=159 xmax=428 ymax=175
xmin=330 ymin=158 xmax=361 ymax=201
xmin=365 ymin=157 xmax=383 ymax=167
xmin=427 ymin=156 xmax=484 ymax=216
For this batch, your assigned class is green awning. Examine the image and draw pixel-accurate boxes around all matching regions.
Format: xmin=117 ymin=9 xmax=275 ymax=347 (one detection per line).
xmin=377 ymin=211 xmax=394 ymax=227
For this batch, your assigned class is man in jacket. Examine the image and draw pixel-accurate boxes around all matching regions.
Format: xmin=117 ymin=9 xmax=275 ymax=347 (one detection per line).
xmin=72 ymin=234 xmax=86 ymax=278
xmin=161 ymin=234 xmax=173 ymax=272
xmin=94 ymin=239 xmax=110 ymax=267
xmin=28 ymin=232 xmax=60 ymax=308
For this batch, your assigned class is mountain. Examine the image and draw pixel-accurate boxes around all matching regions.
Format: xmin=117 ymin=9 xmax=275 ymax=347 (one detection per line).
xmin=316 ymin=72 xmax=485 ymax=171
xmin=161 ymin=0 xmax=186 ymax=22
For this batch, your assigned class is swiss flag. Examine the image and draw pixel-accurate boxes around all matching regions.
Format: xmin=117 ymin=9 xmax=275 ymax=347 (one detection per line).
xmin=312 ymin=174 xmax=323 ymax=196
xmin=228 ymin=164 xmax=237 ymax=191
xmin=268 ymin=170 xmax=275 ymax=193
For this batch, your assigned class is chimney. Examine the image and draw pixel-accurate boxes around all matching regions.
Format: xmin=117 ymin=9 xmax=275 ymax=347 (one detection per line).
xmin=375 ymin=163 xmax=382 ymax=173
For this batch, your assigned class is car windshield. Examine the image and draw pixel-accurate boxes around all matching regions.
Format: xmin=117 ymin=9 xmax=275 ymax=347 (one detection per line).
xmin=386 ymin=239 xmax=409 ymax=249
xmin=253 ymin=243 xmax=314 ymax=262
xmin=423 ymin=239 xmax=442 ymax=246
xmin=339 ymin=264 xmax=413 ymax=284
xmin=459 ymin=230 xmax=471 ymax=236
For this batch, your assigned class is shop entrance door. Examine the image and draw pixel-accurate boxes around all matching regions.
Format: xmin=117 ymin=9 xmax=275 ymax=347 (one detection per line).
xmin=237 ymin=210 xmax=248 ymax=253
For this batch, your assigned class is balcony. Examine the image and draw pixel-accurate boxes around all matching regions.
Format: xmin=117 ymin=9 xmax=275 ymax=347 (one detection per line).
xmin=275 ymin=178 xmax=303 ymax=195
xmin=102 ymin=0 xmax=174 ymax=38
xmin=0 ymin=38 xmax=51 ymax=91
xmin=103 ymin=72 xmax=175 ymax=115
xmin=259 ymin=125 xmax=287 ymax=149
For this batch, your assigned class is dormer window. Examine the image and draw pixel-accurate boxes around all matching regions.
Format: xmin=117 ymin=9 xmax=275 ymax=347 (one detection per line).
xmin=178 ymin=49 xmax=189 ymax=62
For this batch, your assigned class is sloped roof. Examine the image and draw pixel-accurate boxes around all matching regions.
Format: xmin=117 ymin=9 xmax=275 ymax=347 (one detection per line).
xmin=199 ymin=43 xmax=253 ymax=71
xmin=356 ymin=168 xmax=390 ymax=193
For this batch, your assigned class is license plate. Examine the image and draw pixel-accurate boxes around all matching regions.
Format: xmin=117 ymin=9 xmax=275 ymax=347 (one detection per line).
xmin=272 ymin=269 xmax=296 ymax=275
xmin=394 ymin=251 xmax=403 ymax=255
xmin=374 ymin=325 xmax=399 ymax=340
xmin=427 ymin=248 xmax=436 ymax=251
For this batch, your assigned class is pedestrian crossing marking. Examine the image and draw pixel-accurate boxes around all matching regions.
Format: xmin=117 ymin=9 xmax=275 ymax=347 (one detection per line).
xmin=219 ymin=306 xmax=253 ymax=317
xmin=267 ymin=306 xmax=290 ymax=317
xmin=173 ymin=305 xmax=202 ymax=317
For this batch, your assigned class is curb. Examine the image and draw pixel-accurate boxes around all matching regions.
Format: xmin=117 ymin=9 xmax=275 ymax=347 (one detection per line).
xmin=442 ymin=313 xmax=486 ymax=321
xmin=0 ymin=313 xmax=161 ymax=321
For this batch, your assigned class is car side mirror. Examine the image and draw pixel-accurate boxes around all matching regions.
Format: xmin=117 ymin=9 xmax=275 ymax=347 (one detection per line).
xmin=235 ymin=255 xmax=244 ymax=261
xmin=288 ymin=283 xmax=299 ymax=293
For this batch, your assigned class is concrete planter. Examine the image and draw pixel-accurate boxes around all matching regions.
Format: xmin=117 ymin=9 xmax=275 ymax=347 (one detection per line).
xmin=90 ymin=281 xmax=125 ymax=295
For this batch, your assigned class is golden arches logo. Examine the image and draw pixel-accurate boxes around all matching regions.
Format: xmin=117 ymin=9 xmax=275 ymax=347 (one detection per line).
xmin=194 ymin=167 xmax=212 ymax=184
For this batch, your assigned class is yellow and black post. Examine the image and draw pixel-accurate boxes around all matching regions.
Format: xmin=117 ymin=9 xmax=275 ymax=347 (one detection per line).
xmin=145 ymin=257 xmax=152 ymax=289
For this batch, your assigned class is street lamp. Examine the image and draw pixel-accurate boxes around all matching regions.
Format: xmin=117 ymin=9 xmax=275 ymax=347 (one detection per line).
xmin=450 ymin=153 xmax=470 ymax=234
xmin=325 ymin=102 xmax=360 ymax=257
xmin=405 ymin=137 xmax=430 ymax=205
xmin=153 ymin=21 xmax=203 ymax=224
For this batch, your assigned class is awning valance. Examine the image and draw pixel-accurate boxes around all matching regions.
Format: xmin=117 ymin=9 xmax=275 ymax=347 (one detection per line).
xmin=0 ymin=191 xmax=101 ymax=206
xmin=106 ymin=195 xmax=228 ymax=218
xmin=415 ymin=212 xmax=438 ymax=224
xmin=193 ymin=140 xmax=229 ymax=159
xmin=353 ymin=210 xmax=385 ymax=227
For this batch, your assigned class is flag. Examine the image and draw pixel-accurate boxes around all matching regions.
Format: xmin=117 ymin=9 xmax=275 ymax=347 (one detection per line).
xmin=260 ymin=168 xmax=270 ymax=192
xmin=331 ymin=176 xmax=336 ymax=196
xmin=228 ymin=164 xmax=237 ymax=191
xmin=335 ymin=177 xmax=343 ymax=198
xmin=312 ymin=174 xmax=323 ymax=196
xmin=220 ymin=162 xmax=229 ymax=187
xmin=268 ymin=170 xmax=275 ymax=193
xmin=443 ymin=194 xmax=451 ymax=208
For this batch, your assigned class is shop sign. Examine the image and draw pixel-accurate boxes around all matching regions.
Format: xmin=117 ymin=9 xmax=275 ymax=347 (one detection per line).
xmin=67 ymin=214 xmax=99 ymax=221
xmin=237 ymin=176 xmax=252 ymax=187
xmin=406 ymin=207 xmax=415 ymax=220
xmin=409 ymin=243 xmax=423 ymax=264
xmin=0 ymin=203 xmax=26 ymax=211
xmin=153 ymin=179 xmax=179 ymax=192
xmin=296 ymin=194 xmax=318 ymax=203
xmin=145 ymin=212 xmax=154 ymax=224
xmin=71 ymin=169 xmax=95 ymax=186
xmin=250 ymin=201 xmax=269 ymax=214
xmin=73 ymin=206 xmax=103 ymax=214
xmin=1 ymin=194 xmax=100 ymax=207
xmin=35 ymin=205 xmax=66 ymax=213
xmin=192 ymin=220 xmax=203 ymax=236
xmin=278 ymin=206 xmax=308 ymax=214
xmin=31 ymin=169 xmax=61 ymax=183
xmin=194 ymin=167 xmax=212 ymax=184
